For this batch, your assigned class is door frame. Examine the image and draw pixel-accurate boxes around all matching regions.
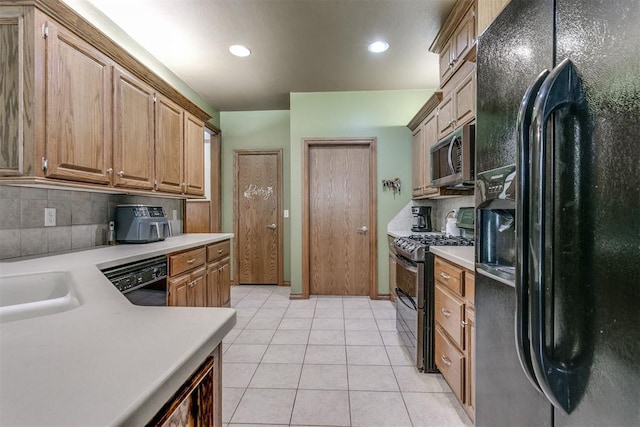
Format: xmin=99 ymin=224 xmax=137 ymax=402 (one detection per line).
xmin=233 ymin=149 xmax=284 ymax=286
xmin=302 ymin=138 xmax=378 ymax=299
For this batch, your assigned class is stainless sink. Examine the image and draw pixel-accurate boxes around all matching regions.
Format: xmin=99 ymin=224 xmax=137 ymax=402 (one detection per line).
xmin=0 ymin=272 xmax=80 ymax=323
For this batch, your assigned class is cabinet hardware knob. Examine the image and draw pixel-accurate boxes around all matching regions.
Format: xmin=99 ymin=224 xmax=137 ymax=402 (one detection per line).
xmin=118 ymin=171 xmax=124 ymax=177
xmin=187 ymin=258 xmax=195 ymax=264
xmin=461 ymin=320 xmax=468 ymax=327
xmin=439 ymin=272 xmax=451 ymax=280
xmin=106 ymin=168 xmax=113 ymax=174
xmin=218 ymin=249 xmax=223 ymax=254
xmin=440 ymin=355 xmax=452 ymax=367
xmin=440 ymin=307 xmax=452 ymax=317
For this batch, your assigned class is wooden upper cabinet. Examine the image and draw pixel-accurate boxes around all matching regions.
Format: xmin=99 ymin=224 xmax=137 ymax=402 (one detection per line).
xmin=477 ymin=0 xmax=510 ymax=36
xmin=44 ymin=19 xmax=112 ymax=184
xmin=453 ymin=7 xmax=475 ymax=66
xmin=411 ymin=125 xmax=424 ymax=197
xmin=438 ymin=62 xmax=476 ymax=139
xmin=434 ymin=1 xmax=476 ymax=87
xmin=112 ymin=66 xmax=155 ymax=189
xmin=155 ymin=94 xmax=184 ymax=194
xmin=0 ymin=2 xmax=212 ymax=194
xmin=0 ymin=12 xmax=24 ymax=177
xmin=437 ymin=93 xmax=455 ymax=139
xmin=184 ymin=112 xmax=205 ymax=196
xmin=454 ymin=68 xmax=476 ymax=127
xmin=422 ymin=111 xmax=439 ymax=196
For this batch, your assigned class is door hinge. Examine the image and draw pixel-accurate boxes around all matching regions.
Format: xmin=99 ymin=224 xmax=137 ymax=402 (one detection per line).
xmin=42 ymin=23 xmax=48 ymax=39
xmin=41 ymin=157 xmax=48 ymax=171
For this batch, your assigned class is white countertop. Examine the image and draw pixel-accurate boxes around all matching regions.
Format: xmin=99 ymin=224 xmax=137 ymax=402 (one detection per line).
xmin=430 ymin=246 xmax=475 ymax=271
xmin=0 ymin=233 xmax=236 ymax=426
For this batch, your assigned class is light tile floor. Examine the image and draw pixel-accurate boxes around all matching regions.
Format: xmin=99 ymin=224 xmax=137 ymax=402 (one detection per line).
xmin=222 ymin=285 xmax=472 ymax=427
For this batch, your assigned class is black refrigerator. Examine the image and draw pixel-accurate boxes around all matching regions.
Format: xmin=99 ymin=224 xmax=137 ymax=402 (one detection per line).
xmin=474 ymin=0 xmax=640 ymax=426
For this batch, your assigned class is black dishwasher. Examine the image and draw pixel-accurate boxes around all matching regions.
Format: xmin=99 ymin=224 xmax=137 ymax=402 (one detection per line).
xmin=101 ymin=256 xmax=168 ymax=306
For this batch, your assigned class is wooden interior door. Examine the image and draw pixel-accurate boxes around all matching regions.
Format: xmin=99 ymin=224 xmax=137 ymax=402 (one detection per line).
xmin=303 ymin=138 xmax=377 ymax=297
xmin=234 ymin=150 xmax=282 ymax=285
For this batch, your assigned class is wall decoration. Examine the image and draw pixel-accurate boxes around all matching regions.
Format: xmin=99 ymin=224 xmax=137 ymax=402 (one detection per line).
xmin=244 ymin=184 xmax=274 ymax=200
xmin=382 ymin=178 xmax=401 ymax=198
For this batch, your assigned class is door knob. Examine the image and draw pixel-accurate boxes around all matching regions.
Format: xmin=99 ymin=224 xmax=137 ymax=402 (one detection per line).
xmin=357 ymin=226 xmax=368 ymax=233
xmin=267 ymin=223 xmax=276 ymax=229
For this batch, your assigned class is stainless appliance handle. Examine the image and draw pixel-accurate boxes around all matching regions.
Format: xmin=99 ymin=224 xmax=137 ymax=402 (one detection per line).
xmin=514 ymin=68 xmax=549 ymax=393
xmin=395 ymin=287 xmax=417 ymax=311
xmin=395 ymin=256 xmax=418 ymax=274
xmin=447 ymin=136 xmax=456 ymax=174
xmin=529 ymin=58 xmax=584 ymax=414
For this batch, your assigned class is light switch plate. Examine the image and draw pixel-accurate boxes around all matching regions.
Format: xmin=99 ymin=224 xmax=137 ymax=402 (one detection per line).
xmin=44 ymin=208 xmax=56 ymax=226
xmin=284 ymin=209 xmax=289 ymax=218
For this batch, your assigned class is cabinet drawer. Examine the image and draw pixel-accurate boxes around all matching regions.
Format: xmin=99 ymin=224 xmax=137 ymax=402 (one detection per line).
xmin=435 ymin=325 xmax=465 ymax=402
xmin=207 ymin=240 xmax=230 ymax=262
xmin=169 ymin=247 xmax=206 ymax=276
xmin=465 ymin=271 xmax=475 ymax=307
xmin=435 ymin=284 xmax=465 ymax=348
xmin=435 ymin=257 xmax=464 ymax=295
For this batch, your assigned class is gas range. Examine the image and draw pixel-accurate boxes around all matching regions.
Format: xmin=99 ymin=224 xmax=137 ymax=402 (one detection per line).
xmin=394 ymin=234 xmax=474 ymax=262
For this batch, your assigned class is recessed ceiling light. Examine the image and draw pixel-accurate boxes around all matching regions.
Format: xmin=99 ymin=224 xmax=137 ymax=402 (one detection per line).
xmin=229 ymin=44 xmax=251 ymax=57
xmin=368 ymin=41 xmax=389 ymax=53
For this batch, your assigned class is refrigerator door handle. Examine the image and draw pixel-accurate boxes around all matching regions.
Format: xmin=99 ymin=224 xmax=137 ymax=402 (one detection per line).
xmin=529 ymin=58 xmax=585 ymax=414
xmin=515 ymin=68 xmax=549 ymax=393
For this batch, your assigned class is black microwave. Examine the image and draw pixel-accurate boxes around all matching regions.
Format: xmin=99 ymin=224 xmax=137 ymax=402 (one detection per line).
xmin=430 ymin=124 xmax=475 ymax=188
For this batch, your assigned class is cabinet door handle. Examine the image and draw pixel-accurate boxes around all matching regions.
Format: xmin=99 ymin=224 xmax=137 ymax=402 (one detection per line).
xmin=440 ymin=307 xmax=451 ymax=317
xmin=461 ymin=320 xmax=468 ymax=327
xmin=267 ymin=223 xmax=276 ymax=229
xmin=187 ymin=258 xmax=196 ymax=265
xmin=118 ymin=170 xmax=124 ymax=177
xmin=440 ymin=355 xmax=452 ymax=367
xmin=106 ymin=168 xmax=113 ymax=174
xmin=218 ymin=249 xmax=223 ymax=254
xmin=439 ymin=272 xmax=451 ymax=280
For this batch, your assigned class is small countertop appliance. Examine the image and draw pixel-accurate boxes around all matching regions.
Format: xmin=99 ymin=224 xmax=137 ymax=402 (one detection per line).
xmin=411 ymin=206 xmax=432 ymax=232
xmin=116 ymin=205 xmax=172 ymax=243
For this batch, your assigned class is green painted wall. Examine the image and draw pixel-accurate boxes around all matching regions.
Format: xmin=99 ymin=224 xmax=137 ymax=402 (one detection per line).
xmin=220 ymin=110 xmax=291 ymax=280
xmin=289 ymin=90 xmax=434 ymax=296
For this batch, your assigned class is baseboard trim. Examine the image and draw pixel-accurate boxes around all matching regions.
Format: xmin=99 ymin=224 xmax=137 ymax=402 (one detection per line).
xmin=289 ymin=293 xmax=305 ymax=300
xmin=280 ymin=281 xmax=291 ymax=287
xmin=376 ymin=294 xmax=391 ymax=300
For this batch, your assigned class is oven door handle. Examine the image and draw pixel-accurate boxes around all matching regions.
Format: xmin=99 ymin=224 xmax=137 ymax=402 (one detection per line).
xmin=395 ymin=287 xmax=417 ymax=311
xmin=395 ymin=256 xmax=418 ymax=274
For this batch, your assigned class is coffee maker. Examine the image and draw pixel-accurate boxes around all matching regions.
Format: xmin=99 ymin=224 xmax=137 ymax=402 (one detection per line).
xmin=411 ymin=206 xmax=432 ymax=232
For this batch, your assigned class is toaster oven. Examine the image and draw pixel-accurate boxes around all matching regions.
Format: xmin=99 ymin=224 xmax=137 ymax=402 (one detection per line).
xmin=430 ymin=124 xmax=475 ymax=188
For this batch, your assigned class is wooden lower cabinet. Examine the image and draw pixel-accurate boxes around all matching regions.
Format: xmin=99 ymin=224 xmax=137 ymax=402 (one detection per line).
xmin=207 ymin=240 xmax=231 ymax=307
xmin=168 ymin=240 xmax=231 ymax=308
xmin=168 ymin=266 xmax=206 ymax=307
xmin=148 ymin=345 xmax=222 ymax=427
xmin=434 ymin=256 xmax=475 ymax=421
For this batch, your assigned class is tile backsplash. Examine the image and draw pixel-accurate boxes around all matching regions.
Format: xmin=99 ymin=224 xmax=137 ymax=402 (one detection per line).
xmin=0 ymin=186 xmax=183 ymax=260
xmin=387 ymin=195 xmax=475 ymax=236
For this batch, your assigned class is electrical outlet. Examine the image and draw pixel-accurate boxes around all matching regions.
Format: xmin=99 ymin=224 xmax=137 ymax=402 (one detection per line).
xmin=284 ymin=209 xmax=289 ymax=218
xmin=44 ymin=208 xmax=56 ymax=227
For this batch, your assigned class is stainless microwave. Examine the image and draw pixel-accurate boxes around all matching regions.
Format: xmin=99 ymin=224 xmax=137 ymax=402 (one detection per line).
xmin=430 ymin=124 xmax=475 ymax=188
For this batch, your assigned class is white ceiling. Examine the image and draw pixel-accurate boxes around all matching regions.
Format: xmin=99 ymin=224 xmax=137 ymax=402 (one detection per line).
xmin=72 ymin=0 xmax=456 ymax=111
